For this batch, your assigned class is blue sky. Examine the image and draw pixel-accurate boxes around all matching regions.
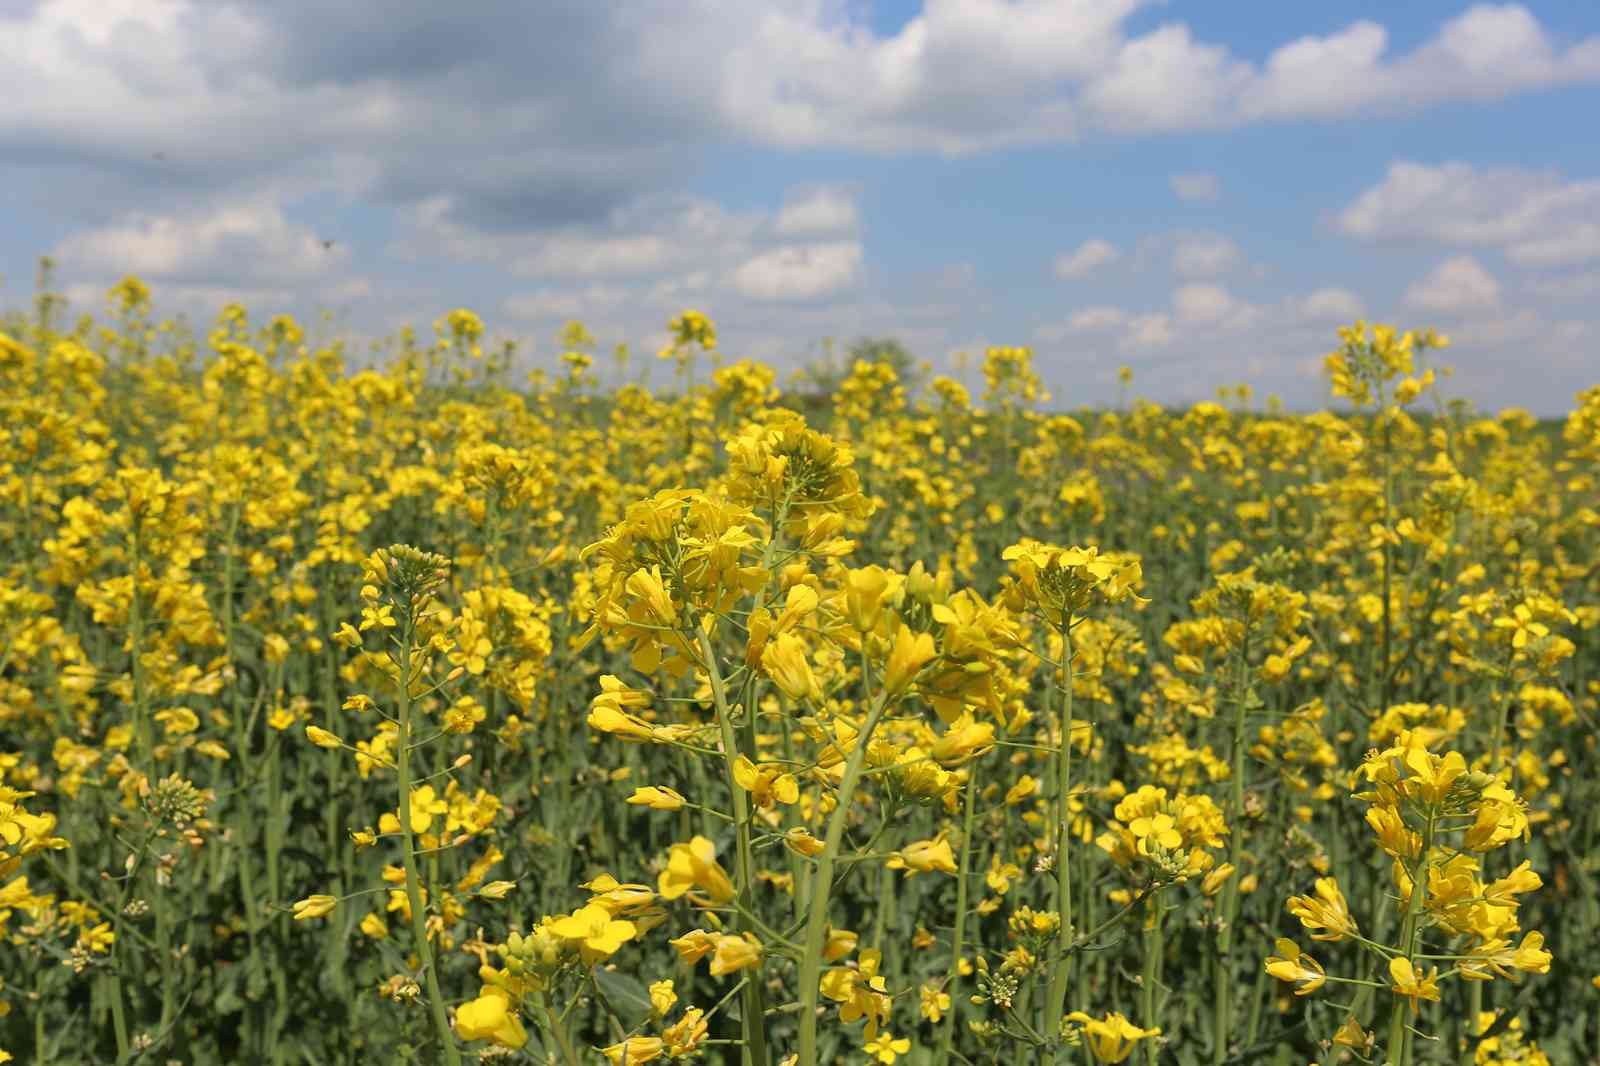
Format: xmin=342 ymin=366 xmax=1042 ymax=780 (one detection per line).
xmin=2 ymin=1 xmax=1598 ymax=412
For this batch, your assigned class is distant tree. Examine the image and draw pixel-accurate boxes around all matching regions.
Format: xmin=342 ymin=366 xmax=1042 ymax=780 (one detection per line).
xmin=795 ymin=335 xmax=926 ymax=401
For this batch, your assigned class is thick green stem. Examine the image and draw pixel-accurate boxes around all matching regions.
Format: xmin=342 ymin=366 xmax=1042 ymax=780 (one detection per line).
xmin=397 ymin=616 xmax=463 ymax=1066
xmin=796 ymin=691 xmax=891 ymax=1066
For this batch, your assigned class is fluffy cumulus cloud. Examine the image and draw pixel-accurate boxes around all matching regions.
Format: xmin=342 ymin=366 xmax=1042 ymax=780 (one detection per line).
xmin=1404 ymin=255 xmax=1501 ymax=314
xmin=732 ymin=242 xmax=863 ymax=303
xmin=1339 ymin=160 xmax=1600 ymax=269
xmin=1297 ymin=287 xmax=1364 ymax=321
xmin=1053 ymin=238 xmax=1120 ymax=280
xmin=1171 ymin=232 xmax=1242 ymax=278
xmin=774 ymin=186 xmax=860 ymax=237
xmin=2 ymin=2 xmax=1598 ymax=412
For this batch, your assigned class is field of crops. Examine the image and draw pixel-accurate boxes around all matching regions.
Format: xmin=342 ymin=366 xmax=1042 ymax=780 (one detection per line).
xmin=2 ymin=279 xmax=1597 ymax=1066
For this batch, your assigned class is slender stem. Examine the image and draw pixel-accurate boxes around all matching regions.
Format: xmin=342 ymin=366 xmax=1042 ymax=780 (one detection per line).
xmin=1143 ymin=893 xmax=1164 ymax=1066
xmin=1213 ymin=629 xmax=1250 ymax=1064
xmin=1385 ymin=814 xmax=1433 ymax=1066
xmin=796 ymin=689 xmax=892 ymax=1066
xmin=396 ymin=612 xmax=463 ymax=1066
xmin=1045 ymin=621 xmax=1075 ymax=1026
xmin=936 ymin=759 xmax=982 ymax=1066
xmin=696 ymin=626 xmax=770 ymax=1066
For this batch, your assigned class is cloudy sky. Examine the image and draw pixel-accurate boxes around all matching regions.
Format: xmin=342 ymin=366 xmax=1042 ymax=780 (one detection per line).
xmin=2 ymin=0 xmax=1598 ymax=413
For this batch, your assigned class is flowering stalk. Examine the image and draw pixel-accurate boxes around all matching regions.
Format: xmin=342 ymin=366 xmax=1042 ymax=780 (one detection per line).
xmin=1212 ymin=630 xmax=1250 ymax=1063
xmin=796 ymin=689 xmax=891 ymax=1066
xmin=696 ymin=625 xmax=770 ymax=1066
xmin=1384 ymin=813 xmax=1433 ymax=1066
xmin=1044 ymin=622 xmax=1075 ymax=1027
xmin=935 ymin=759 xmax=981 ymax=1066
xmin=396 ymin=602 xmax=462 ymax=1066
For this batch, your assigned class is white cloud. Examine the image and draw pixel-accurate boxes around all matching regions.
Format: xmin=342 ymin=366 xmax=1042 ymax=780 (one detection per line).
xmin=731 ymin=241 xmax=862 ymax=302
xmin=1171 ymin=232 xmax=1242 ymax=278
xmin=502 ymin=285 xmax=629 ymax=321
xmin=53 ymin=199 xmax=348 ymax=286
xmin=1170 ymin=172 xmax=1221 ymax=203
xmin=774 ymin=186 xmax=859 ymax=236
xmin=1125 ymin=312 xmax=1174 ymax=350
xmin=1054 ymin=238 xmax=1120 ymax=280
xmin=1338 ymin=160 xmax=1600 ymax=268
xmin=1298 ymin=287 xmax=1364 ymax=321
xmin=1404 ymin=255 xmax=1501 ymax=314
xmin=1069 ymin=306 xmax=1128 ymax=331
xmin=1173 ymin=282 xmax=1235 ymax=325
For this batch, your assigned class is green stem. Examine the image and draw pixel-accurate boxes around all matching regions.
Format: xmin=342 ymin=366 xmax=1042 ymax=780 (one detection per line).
xmin=1143 ymin=894 xmax=1164 ymax=1066
xmin=696 ymin=626 xmax=770 ymax=1066
xmin=795 ymin=689 xmax=892 ymax=1066
xmin=1045 ymin=621 xmax=1075 ymax=1026
xmin=1384 ymin=815 xmax=1433 ymax=1066
xmin=936 ymin=759 xmax=982 ymax=1066
xmin=397 ymin=614 xmax=463 ymax=1066
xmin=1213 ymin=631 xmax=1250 ymax=1064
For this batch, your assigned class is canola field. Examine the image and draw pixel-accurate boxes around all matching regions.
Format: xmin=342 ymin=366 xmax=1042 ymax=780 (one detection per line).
xmin=2 ymin=279 xmax=1598 ymax=1065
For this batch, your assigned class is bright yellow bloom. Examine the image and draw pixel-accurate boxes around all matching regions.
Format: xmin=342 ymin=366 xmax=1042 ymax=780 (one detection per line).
xmin=1264 ymin=938 xmax=1325 ymax=995
xmin=1065 ymin=1011 xmax=1161 ymax=1063
xmin=919 ymin=982 xmax=951 ymax=1022
xmin=601 ymin=1037 xmax=664 ymax=1065
xmin=1285 ymin=878 xmax=1359 ymax=942
xmin=291 ymin=895 xmax=337 ymax=921
xmin=886 ymin=836 xmax=958 ymax=876
xmin=1388 ymin=957 xmax=1441 ymax=1012
xmin=883 ymin=624 xmax=937 ymax=697
xmin=658 ymin=837 xmax=736 ymax=903
xmin=648 ymin=979 xmax=677 ymax=1015
xmin=455 ymin=987 xmax=528 ymax=1049
xmin=709 ymin=932 xmax=763 ymax=976
xmin=732 ymin=756 xmax=799 ymax=807
xmin=864 ymin=1031 xmax=911 ymax=1064
xmin=548 ymin=903 xmax=637 ymax=963
xmin=627 ymin=786 xmax=687 ymax=811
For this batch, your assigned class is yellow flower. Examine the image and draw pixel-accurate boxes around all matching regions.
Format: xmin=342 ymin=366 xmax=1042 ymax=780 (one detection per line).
xmin=601 ymin=1037 xmax=664 ymax=1065
xmin=648 ymin=979 xmax=677 ymax=1016
xmin=1388 ymin=957 xmax=1441 ymax=1013
xmin=883 ymin=624 xmax=937 ymax=697
xmin=709 ymin=932 xmax=764 ymax=976
xmin=304 ymin=725 xmax=343 ymax=750
xmin=864 ymin=1031 xmax=911 ymax=1064
xmin=1263 ymin=938 xmax=1325 ymax=995
xmin=1285 ymin=878 xmax=1359 ymax=942
xmin=931 ymin=715 xmax=995 ymax=767
xmin=784 ymin=827 xmax=827 ymax=857
xmin=549 ymin=903 xmax=637 ymax=963
xmin=359 ymin=912 xmax=388 ymax=938
xmin=762 ymin=633 xmax=821 ymax=703
xmin=1332 ymin=1017 xmax=1370 ymax=1049
xmin=658 ymin=837 xmax=736 ymax=903
xmin=919 ymin=982 xmax=951 ymax=1022
xmin=455 ymin=987 xmax=528 ymax=1049
xmin=1065 ymin=1011 xmax=1160 ymax=1063
xmin=821 ymin=948 xmax=891 ymax=1036
xmin=662 ymin=1007 xmax=708 ymax=1055
xmin=887 ymin=837 xmax=958 ymax=876
xmin=733 ymin=755 xmax=800 ymax=807
xmin=291 ymin=895 xmax=337 ymax=921
xmin=627 ymin=786 xmax=687 ymax=811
